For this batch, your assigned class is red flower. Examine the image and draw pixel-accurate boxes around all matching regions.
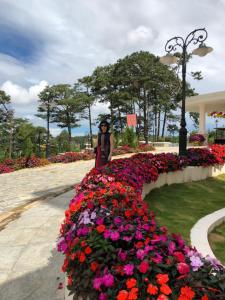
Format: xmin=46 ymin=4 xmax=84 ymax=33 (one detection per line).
xmin=201 ymin=295 xmax=209 ymax=300
xmin=177 ymin=262 xmax=190 ymax=275
xmin=126 ymin=278 xmax=137 ymax=289
xmin=96 ymin=224 xmax=106 ymax=233
xmin=90 ymin=261 xmax=99 ymax=272
xmin=77 ymin=251 xmax=86 ymax=263
xmin=173 ymin=251 xmax=185 ymax=263
xmin=135 ymin=241 xmax=144 ymax=249
xmin=178 ymin=286 xmax=195 ymax=300
xmin=147 ymin=283 xmax=158 ymax=295
xmin=81 ymin=241 xmax=87 ymax=247
xmin=156 ymin=274 xmax=169 ymax=285
xmin=128 ymin=287 xmax=138 ymax=299
xmin=117 ymin=290 xmax=128 ymax=300
xmin=138 ymin=261 xmax=149 ymax=273
xmin=157 ymin=295 xmax=168 ymax=300
xmin=84 ymin=246 xmax=92 ymax=255
xmin=160 ymin=284 xmax=172 ymax=295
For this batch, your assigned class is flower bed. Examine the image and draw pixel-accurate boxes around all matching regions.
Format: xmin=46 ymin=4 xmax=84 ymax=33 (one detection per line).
xmin=58 ymin=146 xmax=225 ymax=300
xmin=0 ymin=156 xmax=50 ymax=174
xmin=189 ymin=134 xmax=205 ymax=145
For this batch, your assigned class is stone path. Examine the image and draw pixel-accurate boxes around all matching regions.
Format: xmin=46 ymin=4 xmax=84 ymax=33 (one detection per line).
xmin=0 ymin=189 xmax=73 ymax=300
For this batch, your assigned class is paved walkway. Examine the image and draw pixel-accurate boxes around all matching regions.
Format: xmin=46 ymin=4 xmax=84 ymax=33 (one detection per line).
xmin=0 ymin=148 xmax=179 ymax=300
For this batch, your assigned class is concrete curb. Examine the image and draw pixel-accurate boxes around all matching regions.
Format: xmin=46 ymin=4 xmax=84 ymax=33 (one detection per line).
xmin=190 ymin=208 xmax=225 ymax=259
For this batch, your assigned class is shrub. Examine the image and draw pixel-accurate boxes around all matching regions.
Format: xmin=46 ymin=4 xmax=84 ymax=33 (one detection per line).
xmin=189 ymin=133 xmax=205 ymax=144
xmin=122 ymin=127 xmax=138 ymax=148
xmin=58 ymin=147 xmax=225 ymax=299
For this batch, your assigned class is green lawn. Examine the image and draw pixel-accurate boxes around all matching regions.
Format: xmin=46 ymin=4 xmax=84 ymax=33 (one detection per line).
xmin=145 ymin=174 xmax=225 ymax=262
xmin=208 ymin=222 xmax=225 ymax=265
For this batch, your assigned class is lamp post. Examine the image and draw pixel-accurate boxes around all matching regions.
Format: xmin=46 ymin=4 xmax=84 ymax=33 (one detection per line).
xmin=160 ymin=28 xmax=213 ymax=155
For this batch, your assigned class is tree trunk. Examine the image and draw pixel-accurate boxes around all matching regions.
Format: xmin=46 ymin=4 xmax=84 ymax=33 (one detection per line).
xmin=161 ymin=110 xmax=167 ymax=138
xmin=118 ymin=107 xmax=123 ymax=133
xmin=88 ymin=104 xmax=93 ymax=148
xmin=154 ymin=109 xmax=157 ymax=141
xmin=8 ymin=127 xmax=13 ymax=159
xmin=143 ymin=90 xmax=148 ymax=144
xmin=157 ymin=110 xmax=161 ymax=139
xmin=46 ymin=107 xmax=50 ymax=158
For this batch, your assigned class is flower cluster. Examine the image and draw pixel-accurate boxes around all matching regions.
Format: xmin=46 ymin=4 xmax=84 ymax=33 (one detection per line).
xmin=208 ymin=111 xmax=225 ymax=118
xmin=189 ymin=134 xmax=205 ymax=144
xmin=0 ymin=163 xmax=15 ymax=174
xmin=0 ymin=156 xmax=49 ymax=174
xmin=58 ymin=147 xmax=225 ymax=299
xmin=210 ymin=144 xmax=225 ymax=161
xmin=50 ymin=151 xmax=95 ymax=163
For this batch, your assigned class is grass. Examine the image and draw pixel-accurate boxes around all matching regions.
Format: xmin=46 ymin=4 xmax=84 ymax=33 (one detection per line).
xmin=144 ymin=174 xmax=225 ymax=259
xmin=208 ymin=222 xmax=225 ymax=265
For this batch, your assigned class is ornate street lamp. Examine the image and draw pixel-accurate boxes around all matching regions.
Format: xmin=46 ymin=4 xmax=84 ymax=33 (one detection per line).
xmin=160 ymin=28 xmax=213 ymax=155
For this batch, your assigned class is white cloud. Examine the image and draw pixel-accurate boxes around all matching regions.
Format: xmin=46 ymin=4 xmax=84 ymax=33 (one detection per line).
xmin=0 ymin=80 xmax=48 ymax=105
xmin=127 ymin=26 xmax=154 ymax=45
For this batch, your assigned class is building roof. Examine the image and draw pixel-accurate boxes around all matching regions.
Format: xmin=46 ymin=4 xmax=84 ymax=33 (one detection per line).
xmin=186 ymin=91 xmax=225 ymax=112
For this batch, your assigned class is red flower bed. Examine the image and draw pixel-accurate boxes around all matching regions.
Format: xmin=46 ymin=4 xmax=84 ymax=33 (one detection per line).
xmin=0 ymin=163 xmax=15 ymax=174
xmin=58 ymin=147 xmax=225 ymax=299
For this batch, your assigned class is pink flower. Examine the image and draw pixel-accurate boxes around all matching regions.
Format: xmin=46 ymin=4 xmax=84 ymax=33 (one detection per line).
xmin=118 ymin=250 xmax=127 ymax=261
xmin=93 ymin=277 xmax=103 ymax=290
xmin=110 ymin=231 xmax=120 ymax=241
xmin=135 ymin=230 xmax=143 ymax=240
xmin=136 ymin=249 xmax=145 ymax=260
xmin=124 ymin=264 xmax=134 ymax=275
xmin=102 ymin=273 xmax=114 ymax=287
xmin=177 ymin=262 xmax=190 ymax=274
xmin=99 ymin=293 xmax=107 ymax=300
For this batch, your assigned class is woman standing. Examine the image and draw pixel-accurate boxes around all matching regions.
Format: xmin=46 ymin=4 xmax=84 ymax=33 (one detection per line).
xmin=95 ymin=120 xmax=113 ymax=168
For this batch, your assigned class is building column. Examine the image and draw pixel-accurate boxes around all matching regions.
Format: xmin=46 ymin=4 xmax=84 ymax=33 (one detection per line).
xmin=199 ymin=104 xmax=206 ymax=134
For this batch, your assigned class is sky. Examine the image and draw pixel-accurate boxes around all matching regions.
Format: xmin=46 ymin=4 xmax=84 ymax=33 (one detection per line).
xmin=0 ymin=0 xmax=225 ymax=136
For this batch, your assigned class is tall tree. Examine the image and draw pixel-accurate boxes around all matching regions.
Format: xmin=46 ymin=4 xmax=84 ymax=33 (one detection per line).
xmin=51 ymin=84 xmax=83 ymax=150
xmin=77 ymin=76 xmax=95 ymax=147
xmin=37 ymin=86 xmax=58 ymax=157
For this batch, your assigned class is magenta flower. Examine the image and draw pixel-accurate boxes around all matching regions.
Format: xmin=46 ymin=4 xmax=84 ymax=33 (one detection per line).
xmin=114 ymin=217 xmax=122 ymax=225
xmin=102 ymin=273 xmax=114 ymax=287
xmin=124 ymin=264 xmax=134 ymax=275
xmin=99 ymin=293 xmax=107 ymax=300
xmin=93 ymin=277 xmax=103 ymax=290
xmin=118 ymin=250 xmax=127 ymax=261
xmin=110 ymin=231 xmax=120 ymax=241
xmin=103 ymin=229 xmax=111 ymax=239
xmin=135 ymin=230 xmax=143 ymax=240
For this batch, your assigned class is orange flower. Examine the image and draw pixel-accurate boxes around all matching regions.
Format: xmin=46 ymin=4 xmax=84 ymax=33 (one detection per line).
xmin=147 ymin=283 xmax=158 ymax=295
xmin=178 ymin=286 xmax=195 ymax=300
xmin=156 ymin=274 xmax=169 ymax=285
xmin=201 ymin=295 xmax=209 ymax=300
xmin=160 ymin=284 xmax=172 ymax=295
xmin=126 ymin=278 xmax=137 ymax=289
xmin=117 ymin=290 xmax=128 ymax=300
xmin=84 ymin=246 xmax=92 ymax=255
xmin=96 ymin=224 xmax=106 ymax=233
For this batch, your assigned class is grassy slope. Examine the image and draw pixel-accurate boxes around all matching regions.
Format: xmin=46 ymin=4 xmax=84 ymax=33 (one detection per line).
xmin=145 ymin=174 xmax=225 ymax=262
